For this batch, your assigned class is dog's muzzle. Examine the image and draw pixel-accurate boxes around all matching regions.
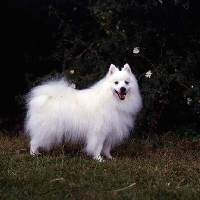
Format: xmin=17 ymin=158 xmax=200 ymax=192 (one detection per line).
xmin=115 ymin=87 xmax=127 ymax=100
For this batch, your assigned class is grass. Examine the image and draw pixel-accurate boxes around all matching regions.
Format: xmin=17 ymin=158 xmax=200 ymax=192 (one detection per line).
xmin=1 ymin=132 xmax=200 ymax=200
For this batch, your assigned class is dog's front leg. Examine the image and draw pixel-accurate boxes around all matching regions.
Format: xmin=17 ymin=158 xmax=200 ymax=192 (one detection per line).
xmin=101 ymin=138 xmax=115 ymax=160
xmin=85 ymin=133 xmax=106 ymax=162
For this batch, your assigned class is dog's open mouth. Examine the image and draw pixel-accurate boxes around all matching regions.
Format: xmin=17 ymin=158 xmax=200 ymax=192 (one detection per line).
xmin=115 ymin=90 xmax=126 ymax=100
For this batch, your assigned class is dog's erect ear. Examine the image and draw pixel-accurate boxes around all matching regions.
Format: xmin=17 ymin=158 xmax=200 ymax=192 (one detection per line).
xmin=108 ymin=64 xmax=117 ymax=75
xmin=122 ymin=63 xmax=132 ymax=73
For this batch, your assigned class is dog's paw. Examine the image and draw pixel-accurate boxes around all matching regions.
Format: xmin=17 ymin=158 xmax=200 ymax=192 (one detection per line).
xmin=94 ymin=155 xmax=105 ymax=162
xmin=107 ymin=155 xmax=116 ymax=161
xmin=30 ymin=151 xmax=41 ymax=156
xmin=106 ymin=154 xmax=113 ymax=159
xmin=104 ymin=154 xmax=116 ymax=161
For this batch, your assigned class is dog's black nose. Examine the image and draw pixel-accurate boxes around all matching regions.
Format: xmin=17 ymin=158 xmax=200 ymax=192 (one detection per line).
xmin=120 ymin=87 xmax=126 ymax=93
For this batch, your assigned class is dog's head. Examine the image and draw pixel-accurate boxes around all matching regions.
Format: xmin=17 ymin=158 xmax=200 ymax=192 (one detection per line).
xmin=107 ymin=63 xmax=135 ymax=100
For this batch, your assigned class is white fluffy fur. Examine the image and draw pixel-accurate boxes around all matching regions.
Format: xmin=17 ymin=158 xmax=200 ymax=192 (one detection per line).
xmin=25 ymin=64 xmax=142 ymax=161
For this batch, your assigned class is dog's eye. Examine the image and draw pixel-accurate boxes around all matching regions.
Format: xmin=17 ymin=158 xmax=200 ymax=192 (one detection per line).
xmin=114 ymin=81 xmax=118 ymax=85
xmin=125 ymin=81 xmax=129 ymax=85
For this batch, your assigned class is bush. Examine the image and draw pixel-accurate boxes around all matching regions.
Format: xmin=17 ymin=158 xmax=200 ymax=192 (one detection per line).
xmin=33 ymin=0 xmax=200 ymax=136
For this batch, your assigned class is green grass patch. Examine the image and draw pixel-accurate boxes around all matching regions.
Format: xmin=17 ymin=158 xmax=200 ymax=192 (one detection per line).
xmin=1 ymin=132 xmax=200 ymax=199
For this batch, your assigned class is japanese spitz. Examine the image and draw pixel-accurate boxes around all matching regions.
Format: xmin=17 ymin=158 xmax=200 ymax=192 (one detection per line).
xmin=25 ymin=64 xmax=142 ymax=161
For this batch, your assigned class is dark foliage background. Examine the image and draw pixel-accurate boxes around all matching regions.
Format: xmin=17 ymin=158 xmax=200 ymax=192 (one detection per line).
xmin=0 ymin=0 xmax=199 ymax=136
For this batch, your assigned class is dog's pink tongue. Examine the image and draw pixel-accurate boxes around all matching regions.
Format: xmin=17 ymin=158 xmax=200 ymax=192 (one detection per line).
xmin=119 ymin=93 xmax=125 ymax=99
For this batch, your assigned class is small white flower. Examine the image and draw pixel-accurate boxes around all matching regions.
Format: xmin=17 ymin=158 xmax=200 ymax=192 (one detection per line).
xmin=159 ymin=0 xmax=163 ymax=4
xmin=191 ymin=86 xmax=193 ymax=88
xmin=133 ymin=47 xmax=140 ymax=54
xmin=70 ymin=70 xmax=74 ymax=74
xmin=71 ymin=83 xmax=76 ymax=89
xmin=145 ymin=70 xmax=153 ymax=78
xmin=187 ymin=98 xmax=192 ymax=105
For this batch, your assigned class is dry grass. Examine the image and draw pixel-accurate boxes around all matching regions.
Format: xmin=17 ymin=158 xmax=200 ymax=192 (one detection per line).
xmin=1 ymin=132 xmax=200 ymax=199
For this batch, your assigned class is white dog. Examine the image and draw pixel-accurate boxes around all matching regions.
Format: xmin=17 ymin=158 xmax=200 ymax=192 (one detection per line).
xmin=25 ymin=64 xmax=142 ymax=161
